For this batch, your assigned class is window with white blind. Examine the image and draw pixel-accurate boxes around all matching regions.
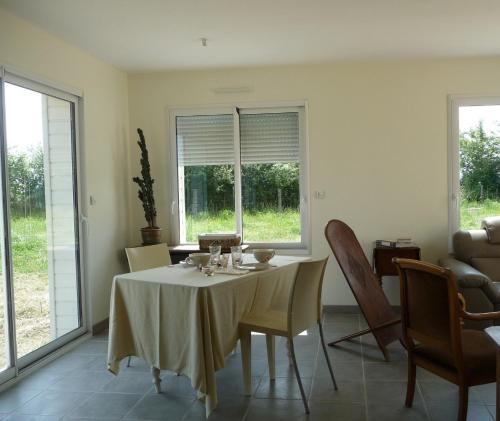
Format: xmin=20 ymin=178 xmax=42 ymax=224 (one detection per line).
xmin=170 ymin=105 xmax=307 ymax=247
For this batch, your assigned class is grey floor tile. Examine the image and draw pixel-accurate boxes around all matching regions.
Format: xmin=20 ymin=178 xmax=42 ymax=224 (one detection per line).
xmin=84 ymin=355 xmax=109 ymax=371
xmin=4 ymin=311 xmax=497 ymax=421
xmin=119 ymin=357 xmax=151 ymax=374
xmin=244 ymin=398 xmax=308 ymax=421
xmin=0 ymin=387 xmax=41 ymax=413
xmin=124 ymin=394 xmax=193 ymax=420
xmin=71 ymin=340 xmax=108 ymax=355
xmin=42 ymin=353 xmax=100 ymax=376
xmin=310 ymin=379 xmax=364 ymax=404
xmin=182 ymin=397 xmax=250 ymax=421
xmin=419 ymin=380 xmax=481 ymax=404
xmin=320 ymin=322 xmax=361 ymax=337
xmin=16 ymin=391 xmax=92 ymax=416
xmin=216 ymin=375 xmax=260 ymax=397
xmin=63 ymin=418 xmax=120 ymax=421
xmin=315 ymin=360 xmax=362 ymax=382
xmin=14 ymin=369 xmax=63 ymax=391
xmin=254 ymin=377 xmax=311 ymax=400
xmin=362 ymin=342 xmax=407 ymax=363
xmin=48 ymin=370 xmax=114 ymax=392
xmin=427 ymin=402 xmax=493 ymax=421
xmin=4 ymin=415 xmax=61 ymax=421
xmin=102 ymin=373 xmax=154 ymax=394
xmin=220 ymin=356 xmax=266 ymax=378
xmin=474 ymin=383 xmax=496 ymax=406
xmin=308 ymin=401 xmax=365 ymax=421
xmin=366 ymin=381 xmax=422 ymax=406
xmin=274 ymin=358 xmax=315 ymax=378
xmin=364 ymin=362 xmax=408 ymax=381
xmin=159 ymin=374 xmax=197 ymax=399
xmin=92 ymin=329 xmax=109 ymax=341
xmin=321 ymin=324 xmax=362 ymax=343
xmin=367 ymin=403 xmax=428 ymax=421
xmin=323 ymin=312 xmax=360 ymax=324
xmin=322 ymin=341 xmax=363 ymax=362
xmin=68 ymin=392 xmax=142 ymax=419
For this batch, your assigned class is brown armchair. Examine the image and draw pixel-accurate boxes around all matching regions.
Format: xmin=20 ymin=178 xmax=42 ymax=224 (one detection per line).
xmin=393 ymin=258 xmax=500 ymax=421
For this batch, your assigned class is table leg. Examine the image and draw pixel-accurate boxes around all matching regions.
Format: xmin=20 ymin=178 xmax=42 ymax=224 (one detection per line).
xmin=151 ymin=367 xmax=161 ymax=393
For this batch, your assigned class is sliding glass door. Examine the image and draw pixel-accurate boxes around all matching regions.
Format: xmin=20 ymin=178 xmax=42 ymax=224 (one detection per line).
xmin=0 ymin=68 xmax=85 ymax=377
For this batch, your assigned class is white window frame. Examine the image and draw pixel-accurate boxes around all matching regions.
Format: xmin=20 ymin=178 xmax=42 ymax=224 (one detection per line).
xmin=169 ymin=101 xmax=309 ymax=250
xmin=447 ymin=94 xmax=500 ymax=250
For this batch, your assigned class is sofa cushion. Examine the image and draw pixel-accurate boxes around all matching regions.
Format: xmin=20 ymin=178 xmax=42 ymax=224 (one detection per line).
xmin=454 ymin=230 xmax=500 ymax=264
xmin=482 ymin=216 xmax=500 ymax=244
xmin=471 ymin=258 xmax=500 ymax=283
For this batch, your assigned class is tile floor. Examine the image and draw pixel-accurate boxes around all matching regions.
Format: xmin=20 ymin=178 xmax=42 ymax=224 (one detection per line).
xmin=0 ymin=312 xmax=496 ymax=420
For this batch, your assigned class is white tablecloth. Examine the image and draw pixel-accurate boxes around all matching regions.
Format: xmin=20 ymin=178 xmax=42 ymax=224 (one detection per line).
xmin=107 ymin=255 xmax=309 ymax=415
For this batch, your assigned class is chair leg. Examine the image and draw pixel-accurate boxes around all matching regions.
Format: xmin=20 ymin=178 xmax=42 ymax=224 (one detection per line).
xmin=265 ymin=334 xmax=276 ymax=380
xmin=286 ymin=339 xmax=293 ymax=366
xmin=289 ymin=338 xmax=310 ymax=414
xmin=458 ymin=384 xmax=468 ymax=421
xmin=240 ymin=328 xmax=252 ymax=396
xmin=318 ymin=322 xmax=338 ymax=390
xmin=405 ymin=357 xmax=416 ymax=407
xmin=127 ymin=356 xmax=132 ymax=367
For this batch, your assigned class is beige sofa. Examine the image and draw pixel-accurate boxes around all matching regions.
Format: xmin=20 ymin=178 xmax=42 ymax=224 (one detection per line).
xmin=439 ymin=216 xmax=500 ymax=329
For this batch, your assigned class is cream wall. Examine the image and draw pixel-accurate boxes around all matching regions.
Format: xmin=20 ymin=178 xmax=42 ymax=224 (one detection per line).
xmin=0 ymin=7 xmax=130 ymax=325
xmin=128 ymin=58 xmax=500 ymax=305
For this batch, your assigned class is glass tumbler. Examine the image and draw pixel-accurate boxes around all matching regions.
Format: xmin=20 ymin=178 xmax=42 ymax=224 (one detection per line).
xmin=209 ymin=245 xmax=221 ymax=266
xmin=230 ymin=245 xmax=243 ymax=267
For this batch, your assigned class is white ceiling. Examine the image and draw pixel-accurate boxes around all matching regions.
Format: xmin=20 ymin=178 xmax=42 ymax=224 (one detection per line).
xmin=2 ymin=0 xmax=500 ymax=72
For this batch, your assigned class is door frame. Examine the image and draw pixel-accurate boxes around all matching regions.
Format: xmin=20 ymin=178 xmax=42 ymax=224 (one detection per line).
xmin=447 ymin=94 xmax=500 ymax=251
xmin=0 ymin=66 xmax=88 ymax=374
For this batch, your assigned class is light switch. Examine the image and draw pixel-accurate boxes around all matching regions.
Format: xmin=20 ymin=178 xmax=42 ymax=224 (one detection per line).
xmin=89 ymin=195 xmax=96 ymax=206
xmin=314 ymin=190 xmax=326 ymax=200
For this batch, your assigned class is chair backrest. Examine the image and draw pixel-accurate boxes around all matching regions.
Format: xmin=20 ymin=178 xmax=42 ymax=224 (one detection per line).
xmin=287 ymin=258 xmax=328 ymax=336
xmin=324 ymin=219 xmax=399 ymax=346
xmin=125 ymin=243 xmax=171 ymax=272
xmin=393 ymin=258 xmax=464 ymax=368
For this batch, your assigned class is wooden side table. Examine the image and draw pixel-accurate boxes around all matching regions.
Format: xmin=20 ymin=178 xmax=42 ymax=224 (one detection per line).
xmin=372 ymin=246 xmax=421 ymax=285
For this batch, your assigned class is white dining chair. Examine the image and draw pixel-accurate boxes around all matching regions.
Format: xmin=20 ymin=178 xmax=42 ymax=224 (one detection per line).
xmin=124 ymin=243 xmax=171 ymax=367
xmin=238 ymin=258 xmax=337 ymax=413
xmin=125 ymin=243 xmax=171 ymax=272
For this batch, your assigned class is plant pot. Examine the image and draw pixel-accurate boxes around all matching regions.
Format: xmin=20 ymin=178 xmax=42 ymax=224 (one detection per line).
xmin=140 ymin=227 xmax=162 ymax=245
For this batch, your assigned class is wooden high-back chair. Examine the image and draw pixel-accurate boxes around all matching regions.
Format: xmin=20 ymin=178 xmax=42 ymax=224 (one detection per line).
xmin=324 ymin=219 xmax=402 ymax=360
xmin=394 ymin=258 xmax=500 ymax=421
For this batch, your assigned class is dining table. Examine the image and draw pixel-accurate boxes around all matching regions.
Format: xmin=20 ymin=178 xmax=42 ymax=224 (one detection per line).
xmin=107 ymin=254 xmax=310 ymax=416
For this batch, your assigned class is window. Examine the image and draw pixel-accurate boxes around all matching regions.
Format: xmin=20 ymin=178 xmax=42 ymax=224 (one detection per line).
xmin=171 ymin=105 xmax=307 ymax=248
xmin=448 ymin=96 xmax=500 ymax=241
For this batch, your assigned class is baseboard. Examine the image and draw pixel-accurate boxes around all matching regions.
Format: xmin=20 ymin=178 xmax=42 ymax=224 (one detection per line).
xmin=323 ymin=305 xmax=361 ymax=313
xmin=92 ymin=317 xmax=109 ymax=335
xmin=323 ymin=305 xmax=401 ymax=314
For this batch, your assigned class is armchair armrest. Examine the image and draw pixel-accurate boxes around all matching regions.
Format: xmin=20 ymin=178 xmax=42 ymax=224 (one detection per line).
xmin=461 ymin=309 xmax=500 ymax=321
xmin=458 ymin=293 xmax=500 ymax=321
xmin=439 ymin=257 xmax=491 ymax=288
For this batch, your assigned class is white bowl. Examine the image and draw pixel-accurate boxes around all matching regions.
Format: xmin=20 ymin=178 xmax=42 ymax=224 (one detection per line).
xmin=253 ymin=249 xmax=275 ymax=264
xmin=186 ymin=253 xmax=211 ymax=268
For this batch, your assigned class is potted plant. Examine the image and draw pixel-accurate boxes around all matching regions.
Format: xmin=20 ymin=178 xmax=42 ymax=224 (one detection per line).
xmin=133 ymin=128 xmax=162 ymax=245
